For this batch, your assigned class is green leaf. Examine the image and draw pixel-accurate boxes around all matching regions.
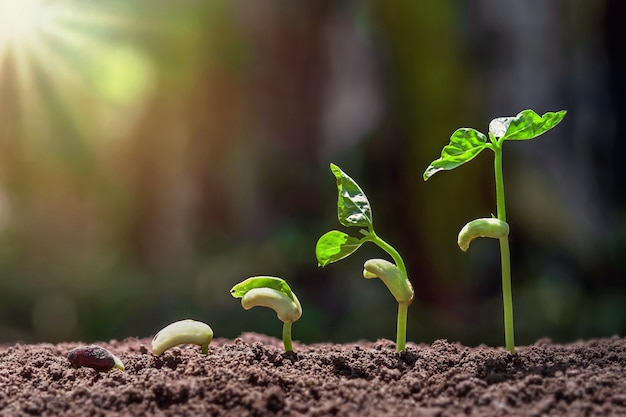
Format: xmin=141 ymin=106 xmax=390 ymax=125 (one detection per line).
xmin=423 ymin=128 xmax=488 ymax=180
xmin=230 ymin=276 xmax=295 ymax=301
xmin=330 ymin=163 xmax=373 ymax=228
xmin=489 ymin=109 xmax=567 ymax=141
xmin=316 ymin=230 xmax=363 ymax=267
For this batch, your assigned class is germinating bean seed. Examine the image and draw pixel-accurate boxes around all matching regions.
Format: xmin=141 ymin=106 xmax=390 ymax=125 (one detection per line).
xmin=151 ymin=319 xmax=214 ymax=356
xmin=67 ymin=345 xmax=125 ymax=371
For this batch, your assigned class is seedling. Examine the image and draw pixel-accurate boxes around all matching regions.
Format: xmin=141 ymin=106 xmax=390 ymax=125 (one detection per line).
xmin=230 ymin=276 xmax=302 ymax=352
xmin=423 ymin=109 xmax=567 ymax=354
xmin=151 ymin=319 xmax=214 ymax=356
xmin=68 ymin=345 xmax=125 ymax=371
xmin=315 ymin=163 xmax=414 ymax=352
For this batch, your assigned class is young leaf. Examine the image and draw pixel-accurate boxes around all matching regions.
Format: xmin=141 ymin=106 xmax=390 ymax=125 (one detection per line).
xmin=231 ymin=277 xmax=302 ymax=326
xmin=489 ymin=109 xmax=567 ymax=141
xmin=316 ymin=230 xmax=363 ymax=267
xmin=423 ymin=128 xmax=488 ymax=180
xmin=330 ymin=163 xmax=373 ymax=228
xmin=230 ymin=276 xmax=295 ymax=302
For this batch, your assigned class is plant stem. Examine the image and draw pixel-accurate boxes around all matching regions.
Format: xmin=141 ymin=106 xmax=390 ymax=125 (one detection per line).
xmin=396 ymin=303 xmax=408 ymax=352
xmin=369 ymin=231 xmax=408 ymax=279
xmin=369 ymin=230 xmax=410 ymax=352
xmin=282 ymin=321 xmax=294 ymax=352
xmin=493 ymin=144 xmax=515 ymax=354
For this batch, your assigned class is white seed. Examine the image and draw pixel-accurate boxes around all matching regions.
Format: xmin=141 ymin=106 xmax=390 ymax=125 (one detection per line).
xmin=363 ymin=258 xmax=414 ymax=304
xmin=241 ymin=288 xmax=302 ymax=323
xmin=457 ymin=218 xmax=509 ymax=252
xmin=151 ymin=319 xmax=213 ymax=356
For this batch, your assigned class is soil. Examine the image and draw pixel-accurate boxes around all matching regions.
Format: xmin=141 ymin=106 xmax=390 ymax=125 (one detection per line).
xmin=1 ymin=333 xmax=625 ymax=416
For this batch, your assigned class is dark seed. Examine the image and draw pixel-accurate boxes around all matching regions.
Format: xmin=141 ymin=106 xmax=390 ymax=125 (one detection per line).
xmin=67 ymin=345 xmax=122 ymax=371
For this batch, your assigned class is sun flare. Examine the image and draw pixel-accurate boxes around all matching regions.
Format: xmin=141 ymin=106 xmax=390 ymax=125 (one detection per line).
xmin=0 ymin=0 xmax=157 ymax=144
xmin=0 ymin=0 xmax=52 ymax=51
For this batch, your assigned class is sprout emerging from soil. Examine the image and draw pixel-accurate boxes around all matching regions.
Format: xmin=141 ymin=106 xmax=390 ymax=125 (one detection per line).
xmin=316 ymin=163 xmax=414 ymax=352
xmin=68 ymin=345 xmax=124 ymax=371
xmin=424 ymin=109 xmax=567 ymax=354
xmin=151 ymin=319 xmax=214 ymax=356
xmin=230 ymin=276 xmax=302 ymax=352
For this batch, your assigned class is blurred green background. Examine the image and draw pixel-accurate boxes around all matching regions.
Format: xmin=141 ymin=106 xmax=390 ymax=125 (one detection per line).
xmin=0 ymin=0 xmax=624 ymax=347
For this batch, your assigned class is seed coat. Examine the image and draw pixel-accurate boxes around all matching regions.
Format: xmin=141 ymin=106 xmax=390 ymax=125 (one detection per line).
xmin=67 ymin=345 xmax=124 ymax=371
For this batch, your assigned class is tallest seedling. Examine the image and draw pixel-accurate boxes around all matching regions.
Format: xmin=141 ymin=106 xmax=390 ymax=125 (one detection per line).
xmin=424 ymin=109 xmax=567 ymax=354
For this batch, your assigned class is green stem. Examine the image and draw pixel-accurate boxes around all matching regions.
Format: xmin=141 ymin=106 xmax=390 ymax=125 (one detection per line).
xmin=368 ymin=229 xmax=410 ymax=352
xmin=494 ymin=144 xmax=515 ymax=354
xmin=369 ymin=230 xmax=408 ymax=279
xmin=396 ymin=303 xmax=408 ymax=352
xmin=282 ymin=321 xmax=294 ymax=352
xmin=499 ymin=237 xmax=514 ymax=353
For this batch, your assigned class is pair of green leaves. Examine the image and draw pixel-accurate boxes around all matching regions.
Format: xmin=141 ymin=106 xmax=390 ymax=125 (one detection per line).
xmin=423 ymin=109 xmax=567 ymax=180
xmin=231 ymin=276 xmax=297 ymax=302
xmin=315 ymin=165 xmax=413 ymax=308
xmin=315 ymin=164 xmax=373 ymax=268
xmin=230 ymin=276 xmax=302 ymax=324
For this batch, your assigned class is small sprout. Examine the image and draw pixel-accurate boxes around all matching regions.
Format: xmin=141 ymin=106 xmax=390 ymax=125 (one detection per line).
xmin=231 ymin=276 xmax=301 ymax=352
xmin=316 ymin=163 xmax=414 ymax=351
xmin=151 ymin=319 xmax=214 ymax=356
xmin=67 ymin=345 xmax=124 ymax=371
xmin=457 ymin=218 xmax=509 ymax=252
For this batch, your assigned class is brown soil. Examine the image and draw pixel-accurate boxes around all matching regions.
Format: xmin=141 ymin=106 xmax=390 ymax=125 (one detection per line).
xmin=1 ymin=333 xmax=625 ymax=416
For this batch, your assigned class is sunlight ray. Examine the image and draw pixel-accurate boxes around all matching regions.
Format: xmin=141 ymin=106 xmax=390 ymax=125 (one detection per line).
xmin=0 ymin=0 xmax=160 ymax=142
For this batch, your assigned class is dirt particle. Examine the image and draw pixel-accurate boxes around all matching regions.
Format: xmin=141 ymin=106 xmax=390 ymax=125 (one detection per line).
xmin=265 ymin=387 xmax=285 ymax=412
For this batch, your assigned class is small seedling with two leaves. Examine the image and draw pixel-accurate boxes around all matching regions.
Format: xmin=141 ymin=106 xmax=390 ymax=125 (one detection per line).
xmin=423 ymin=109 xmax=567 ymax=354
xmin=231 ymin=276 xmax=302 ymax=352
xmin=316 ymin=164 xmax=414 ymax=352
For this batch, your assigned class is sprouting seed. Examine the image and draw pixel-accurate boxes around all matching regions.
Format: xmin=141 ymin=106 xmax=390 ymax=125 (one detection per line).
xmin=151 ymin=319 xmax=214 ymax=356
xmin=230 ymin=276 xmax=301 ymax=352
xmin=67 ymin=345 xmax=125 ymax=371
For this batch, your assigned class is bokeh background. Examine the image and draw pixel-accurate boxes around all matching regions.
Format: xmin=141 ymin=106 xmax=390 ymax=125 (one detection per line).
xmin=0 ymin=0 xmax=624 ymax=348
